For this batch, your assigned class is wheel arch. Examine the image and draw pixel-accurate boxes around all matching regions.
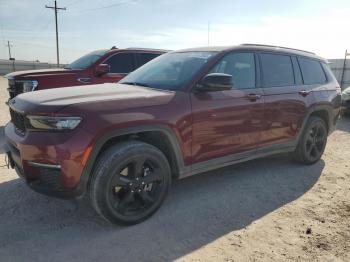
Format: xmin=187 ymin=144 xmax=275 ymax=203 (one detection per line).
xmin=309 ymin=109 xmax=330 ymax=132
xmin=297 ymin=105 xmax=333 ymax=144
xmin=79 ymin=125 xmax=186 ymax=193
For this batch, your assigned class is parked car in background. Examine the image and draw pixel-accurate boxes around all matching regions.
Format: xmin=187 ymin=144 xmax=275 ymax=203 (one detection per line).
xmin=341 ymin=86 xmax=350 ymax=114
xmin=5 ymin=44 xmax=341 ymax=225
xmin=4 ymin=47 xmax=167 ymax=99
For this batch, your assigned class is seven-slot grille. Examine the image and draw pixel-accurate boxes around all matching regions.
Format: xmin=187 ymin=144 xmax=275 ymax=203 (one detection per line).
xmin=9 ymin=108 xmax=26 ymax=133
xmin=8 ymin=80 xmax=24 ymax=99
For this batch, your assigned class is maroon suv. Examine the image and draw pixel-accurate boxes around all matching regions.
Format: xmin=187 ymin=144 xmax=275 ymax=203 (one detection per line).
xmin=4 ymin=47 xmax=166 ymax=99
xmin=5 ymin=44 xmax=341 ymax=225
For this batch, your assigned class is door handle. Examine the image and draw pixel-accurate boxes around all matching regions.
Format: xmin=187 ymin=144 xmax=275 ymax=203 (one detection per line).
xmin=77 ymin=77 xmax=92 ymax=84
xmin=246 ymin=94 xmax=262 ymax=101
xmin=299 ymin=90 xmax=310 ymax=97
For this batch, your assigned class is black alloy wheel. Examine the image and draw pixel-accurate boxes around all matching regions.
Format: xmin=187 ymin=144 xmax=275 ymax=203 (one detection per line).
xmin=90 ymin=141 xmax=171 ymax=225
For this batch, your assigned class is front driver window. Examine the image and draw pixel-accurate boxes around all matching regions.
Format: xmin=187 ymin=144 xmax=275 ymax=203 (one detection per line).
xmin=210 ymin=52 xmax=256 ymax=89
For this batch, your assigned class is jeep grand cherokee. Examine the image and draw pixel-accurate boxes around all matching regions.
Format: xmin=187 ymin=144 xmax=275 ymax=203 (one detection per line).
xmin=5 ymin=44 xmax=341 ymax=225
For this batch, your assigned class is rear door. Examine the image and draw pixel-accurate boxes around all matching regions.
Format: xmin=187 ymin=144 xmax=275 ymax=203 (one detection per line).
xmin=94 ymin=52 xmax=137 ymax=84
xmin=258 ymin=53 xmax=313 ymax=148
xmin=136 ymin=52 xmax=161 ymax=68
xmin=191 ymin=52 xmax=265 ymax=164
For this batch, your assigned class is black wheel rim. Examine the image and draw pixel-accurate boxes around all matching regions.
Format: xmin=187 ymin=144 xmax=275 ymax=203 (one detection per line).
xmin=107 ymin=156 xmax=164 ymax=218
xmin=305 ymin=122 xmax=326 ymax=161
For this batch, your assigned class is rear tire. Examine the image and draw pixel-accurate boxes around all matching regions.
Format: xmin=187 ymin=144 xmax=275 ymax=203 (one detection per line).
xmin=90 ymin=141 xmax=171 ymax=225
xmin=294 ymin=116 xmax=328 ymax=165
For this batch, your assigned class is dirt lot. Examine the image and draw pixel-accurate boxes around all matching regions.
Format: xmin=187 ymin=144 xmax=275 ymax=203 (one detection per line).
xmin=0 ymin=76 xmax=349 ymax=262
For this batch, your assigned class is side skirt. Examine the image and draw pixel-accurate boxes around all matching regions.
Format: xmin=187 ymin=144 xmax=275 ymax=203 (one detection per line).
xmin=179 ymin=141 xmax=297 ymax=179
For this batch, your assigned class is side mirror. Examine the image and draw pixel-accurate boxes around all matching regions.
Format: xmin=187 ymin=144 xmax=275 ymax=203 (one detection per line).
xmin=95 ymin=64 xmax=110 ymax=76
xmin=197 ymin=73 xmax=233 ymax=92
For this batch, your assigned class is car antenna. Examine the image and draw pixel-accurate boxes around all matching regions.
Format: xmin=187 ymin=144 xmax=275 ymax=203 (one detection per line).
xmin=111 ymin=46 xmax=118 ymax=50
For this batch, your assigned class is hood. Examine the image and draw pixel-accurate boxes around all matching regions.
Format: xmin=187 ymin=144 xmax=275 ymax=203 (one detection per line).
xmin=5 ymin=68 xmax=80 ymax=79
xmin=10 ymin=83 xmax=175 ymax=114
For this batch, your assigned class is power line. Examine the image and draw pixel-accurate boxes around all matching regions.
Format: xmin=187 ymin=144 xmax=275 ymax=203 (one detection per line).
xmin=45 ymin=1 xmax=67 ymax=66
xmin=66 ymin=0 xmax=84 ymax=7
xmin=70 ymin=0 xmax=138 ymax=13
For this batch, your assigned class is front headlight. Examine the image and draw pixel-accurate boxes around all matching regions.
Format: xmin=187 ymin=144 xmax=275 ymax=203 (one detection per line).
xmin=23 ymin=80 xmax=39 ymax=92
xmin=27 ymin=116 xmax=82 ymax=130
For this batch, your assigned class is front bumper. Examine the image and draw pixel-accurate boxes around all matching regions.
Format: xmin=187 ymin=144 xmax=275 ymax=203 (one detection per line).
xmin=5 ymin=122 xmax=92 ymax=198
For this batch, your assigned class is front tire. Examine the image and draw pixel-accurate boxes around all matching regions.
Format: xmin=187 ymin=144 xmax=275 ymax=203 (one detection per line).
xmin=294 ymin=116 xmax=328 ymax=165
xmin=90 ymin=141 xmax=171 ymax=225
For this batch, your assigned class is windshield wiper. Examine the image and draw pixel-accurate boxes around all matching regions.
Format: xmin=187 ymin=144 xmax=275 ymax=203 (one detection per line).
xmin=121 ymin=82 xmax=150 ymax=87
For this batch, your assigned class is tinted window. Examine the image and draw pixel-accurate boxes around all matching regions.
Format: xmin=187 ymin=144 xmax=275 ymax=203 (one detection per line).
xmin=321 ymin=62 xmax=335 ymax=82
xmin=210 ymin=53 xmax=255 ymax=89
xmin=261 ymin=54 xmax=294 ymax=87
xmin=66 ymin=50 xmax=107 ymax=69
xmin=138 ymin=53 xmax=161 ymax=67
xmin=298 ymin=57 xmax=327 ymax=85
xmin=104 ymin=53 xmax=136 ymax=74
xmin=120 ymin=52 xmax=217 ymax=90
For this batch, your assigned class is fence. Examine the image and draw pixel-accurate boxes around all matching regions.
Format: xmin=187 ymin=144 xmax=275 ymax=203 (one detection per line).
xmin=328 ymin=59 xmax=350 ymax=90
xmin=0 ymin=59 xmax=65 ymax=75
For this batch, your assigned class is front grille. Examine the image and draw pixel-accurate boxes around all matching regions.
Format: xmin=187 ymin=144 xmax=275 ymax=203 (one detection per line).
xmin=8 ymin=80 xmax=23 ymax=99
xmin=9 ymin=108 xmax=26 ymax=133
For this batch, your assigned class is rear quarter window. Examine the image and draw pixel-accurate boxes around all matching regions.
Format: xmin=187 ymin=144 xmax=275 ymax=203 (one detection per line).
xmin=260 ymin=53 xmax=295 ymax=87
xmin=298 ymin=57 xmax=327 ymax=85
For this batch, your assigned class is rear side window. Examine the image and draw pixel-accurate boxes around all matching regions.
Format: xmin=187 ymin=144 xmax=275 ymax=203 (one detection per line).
xmin=260 ymin=53 xmax=294 ymax=87
xmin=298 ymin=57 xmax=327 ymax=85
xmin=210 ymin=52 xmax=255 ymax=89
xmin=104 ymin=53 xmax=136 ymax=74
xmin=137 ymin=53 xmax=160 ymax=67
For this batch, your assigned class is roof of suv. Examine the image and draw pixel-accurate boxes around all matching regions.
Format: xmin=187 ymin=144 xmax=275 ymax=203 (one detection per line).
xmin=107 ymin=47 xmax=170 ymax=54
xmin=175 ymin=44 xmax=325 ymax=61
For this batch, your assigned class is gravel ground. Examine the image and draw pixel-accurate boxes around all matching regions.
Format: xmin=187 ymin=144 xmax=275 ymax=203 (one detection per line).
xmin=0 ymin=76 xmax=349 ymax=262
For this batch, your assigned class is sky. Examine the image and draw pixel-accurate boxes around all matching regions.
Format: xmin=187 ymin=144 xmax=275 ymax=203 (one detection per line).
xmin=0 ymin=0 xmax=349 ymax=64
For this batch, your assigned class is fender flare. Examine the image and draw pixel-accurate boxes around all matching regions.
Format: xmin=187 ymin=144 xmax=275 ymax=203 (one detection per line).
xmin=296 ymin=104 xmax=333 ymax=144
xmin=77 ymin=124 xmax=186 ymax=194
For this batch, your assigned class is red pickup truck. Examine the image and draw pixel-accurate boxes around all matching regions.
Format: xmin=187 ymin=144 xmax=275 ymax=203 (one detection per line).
xmin=4 ymin=47 xmax=166 ymax=99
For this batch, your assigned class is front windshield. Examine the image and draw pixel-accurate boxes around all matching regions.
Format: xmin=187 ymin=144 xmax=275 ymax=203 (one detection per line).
xmin=65 ymin=50 xmax=108 ymax=70
xmin=120 ymin=51 xmax=218 ymax=90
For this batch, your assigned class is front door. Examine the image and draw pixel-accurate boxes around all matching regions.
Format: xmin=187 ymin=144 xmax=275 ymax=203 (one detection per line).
xmin=191 ymin=52 xmax=264 ymax=164
xmin=93 ymin=52 xmax=137 ymax=84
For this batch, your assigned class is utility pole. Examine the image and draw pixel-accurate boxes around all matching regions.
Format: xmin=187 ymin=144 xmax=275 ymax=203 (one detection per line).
xmin=340 ymin=49 xmax=350 ymax=90
xmin=45 ymin=1 xmax=66 ymax=67
xmin=5 ymin=40 xmax=12 ymax=59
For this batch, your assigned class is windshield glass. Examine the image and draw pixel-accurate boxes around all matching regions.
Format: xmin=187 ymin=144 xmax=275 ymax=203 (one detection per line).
xmin=65 ymin=50 xmax=108 ymax=69
xmin=120 ymin=51 xmax=218 ymax=90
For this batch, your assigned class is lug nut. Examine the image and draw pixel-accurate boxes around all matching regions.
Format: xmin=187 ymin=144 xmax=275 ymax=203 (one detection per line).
xmin=141 ymin=182 xmax=145 ymax=185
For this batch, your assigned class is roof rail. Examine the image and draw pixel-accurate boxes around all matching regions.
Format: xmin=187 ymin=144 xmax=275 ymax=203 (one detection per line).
xmin=126 ymin=47 xmax=171 ymax=52
xmin=240 ymin=43 xmax=315 ymax=55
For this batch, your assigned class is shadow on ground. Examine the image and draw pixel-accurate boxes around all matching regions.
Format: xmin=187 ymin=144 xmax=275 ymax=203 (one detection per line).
xmin=336 ymin=117 xmax=350 ymax=133
xmin=0 ymin=154 xmax=324 ymax=262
